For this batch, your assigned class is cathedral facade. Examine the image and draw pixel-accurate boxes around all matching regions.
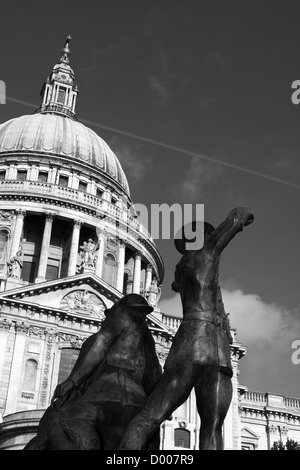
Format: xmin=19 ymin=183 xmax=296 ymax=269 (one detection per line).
xmin=0 ymin=38 xmax=299 ymax=451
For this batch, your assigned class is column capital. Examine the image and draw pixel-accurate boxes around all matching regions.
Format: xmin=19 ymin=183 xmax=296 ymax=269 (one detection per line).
xmin=45 ymin=212 xmax=56 ymax=222
xmin=146 ymin=263 xmax=153 ymax=272
xmin=96 ymin=227 xmax=107 ymax=240
xmin=16 ymin=209 xmax=26 ymax=219
xmin=117 ymin=237 xmax=127 ymax=247
xmin=134 ymin=251 xmax=142 ymax=260
xmin=73 ymin=219 xmax=83 ymax=228
xmin=15 ymin=321 xmax=30 ymax=335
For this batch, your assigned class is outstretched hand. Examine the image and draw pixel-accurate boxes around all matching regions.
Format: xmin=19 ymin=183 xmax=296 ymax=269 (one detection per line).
xmin=229 ymin=207 xmax=254 ymax=228
xmin=51 ymin=378 xmax=76 ymax=409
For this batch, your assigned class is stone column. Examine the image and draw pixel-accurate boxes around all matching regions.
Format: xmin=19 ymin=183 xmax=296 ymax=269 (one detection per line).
xmin=95 ymin=229 xmax=106 ymax=278
xmin=10 ymin=209 xmax=26 ymax=258
xmin=36 ymin=213 xmax=55 ymax=282
xmin=7 ymin=165 xmax=17 ymax=180
xmin=145 ymin=264 xmax=153 ymax=292
xmin=132 ymin=251 xmax=142 ymax=294
xmin=4 ymin=322 xmax=29 ymax=415
xmin=116 ymin=239 xmax=126 ymax=292
xmin=68 ymin=220 xmax=82 ymax=276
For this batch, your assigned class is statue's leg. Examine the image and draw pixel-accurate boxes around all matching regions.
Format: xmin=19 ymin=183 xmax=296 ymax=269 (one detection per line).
xmin=194 ymin=366 xmax=232 ymax=450
xmin=118 ymin=365 xmax=197 ymax=450
xmin=47 ymin=402 xmax=101 ymax=450
xmin=24 ymin=406 xmax=58 ymax=450
xmin=101 ymin=403 xmax=145 ymax=450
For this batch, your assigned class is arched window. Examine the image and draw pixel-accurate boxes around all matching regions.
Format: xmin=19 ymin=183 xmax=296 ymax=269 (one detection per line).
xmin=23 ymin=359 xmax=38 ymax=391
xmin=105 ymin=252 xmax=116 ymax=266
xmin=102 ymin=252 xmax=117 ymax=286
xmin=174 ymin=428 xmax=190 ymax=448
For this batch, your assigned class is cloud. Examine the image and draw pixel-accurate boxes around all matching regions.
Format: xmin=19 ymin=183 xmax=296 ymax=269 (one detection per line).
xmin=147 ymin=75 xmax=171 ymax=105
xmin=272 ymin=160 xmax=291 ymax=171
xmin=222 ymin=288 xmax=300 ymax=395
xmin=146 ymin=44 xmax=191 ymax=107
xmin=173 ymin=155 xmax=223 ymax=202
xmin=109 ymin=138 xmax=150 ymax=181
xmin=222 ymin=289 xmax=299 ymax=346
xmin=159 ymin=288 xmax=300 ymax=396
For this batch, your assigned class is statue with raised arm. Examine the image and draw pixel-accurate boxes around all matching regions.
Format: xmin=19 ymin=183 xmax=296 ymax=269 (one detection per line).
xmin=79 ymin=238 xmax=97 ymax=268
xmin=118 ymin=207 xmax=254 ymax=450
xmin=24 ymin=294 xmax=162 ymax=450
xmin=146 ymin=278 xmax=161 ymax=308
xmin=7 ymin=248 xmax=23 ymax=278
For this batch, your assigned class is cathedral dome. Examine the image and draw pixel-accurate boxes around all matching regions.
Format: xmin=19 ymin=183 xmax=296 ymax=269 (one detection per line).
xmin=0 ymin=113 xmax=130 ymax=196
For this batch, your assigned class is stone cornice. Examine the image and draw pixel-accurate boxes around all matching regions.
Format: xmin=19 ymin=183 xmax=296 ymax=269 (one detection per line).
xmin=0 ymin=272 xmax=122 ymax=302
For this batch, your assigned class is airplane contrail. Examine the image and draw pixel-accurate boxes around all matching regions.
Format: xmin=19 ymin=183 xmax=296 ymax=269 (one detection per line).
xmin=5 ymin=95 xmax=300 ymax=190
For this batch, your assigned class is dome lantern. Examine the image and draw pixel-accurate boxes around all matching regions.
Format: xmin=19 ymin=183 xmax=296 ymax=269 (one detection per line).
xmin=37 ymin=35 xmax=78 ymax=120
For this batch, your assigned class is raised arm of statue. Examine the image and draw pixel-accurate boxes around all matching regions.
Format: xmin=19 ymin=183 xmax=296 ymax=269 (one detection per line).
xmin=209 ymin=207 xmax=254 ymax=253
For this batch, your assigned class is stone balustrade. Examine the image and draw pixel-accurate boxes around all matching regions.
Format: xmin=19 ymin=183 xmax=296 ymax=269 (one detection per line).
xmin=162 ymin=315 xmax=182 ymax=332
xmin=242 ymin=391 xmax=267 ymax=404
xmin=0 ymin=179 xmax=154 ymax=241
xmin=283 ymin=397 xmax=300 ymax=410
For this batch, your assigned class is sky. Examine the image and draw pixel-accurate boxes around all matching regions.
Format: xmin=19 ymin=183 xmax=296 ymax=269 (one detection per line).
xmin=0 ymin=0 xmax=300 ymax=398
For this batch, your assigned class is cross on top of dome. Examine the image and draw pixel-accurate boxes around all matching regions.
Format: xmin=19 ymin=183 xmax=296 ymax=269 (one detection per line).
xmin=60 ymin=35 xmax=72 ymax=64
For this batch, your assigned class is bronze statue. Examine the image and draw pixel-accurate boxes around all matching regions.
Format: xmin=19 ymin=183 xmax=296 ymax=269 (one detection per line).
xmin=118 ymin=207 xmax=254 ymax=450
xmin=24 ymin=294 xmax=162 ymax=450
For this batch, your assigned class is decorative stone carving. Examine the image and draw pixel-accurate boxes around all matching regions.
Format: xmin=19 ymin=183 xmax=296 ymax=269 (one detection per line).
xmin=22 ymin=392 xmax=34 ymax=399
xmin=266 ymin=424 xmax=278 ymax=433
xmin=155 ymin=345 xmax=169 ymax=363
xmin=0 ymin=318 xmax=12 ymax=330
xmin=70 ymin=338 xmax=84 ymax=349
xmin=79 ymin=238 xmax=97 ymax=269
xmin=15 ymin=321 xmax=30 ymax=334
xmin=0 ymin=210 xmax=14 ymax=220
xmin=28 ymin=325 xmax=46 ymax=337
xmin=60 ymin=289 xmax=106 ymax=318
xmin=57 ymin=332 xmax=80 ymax=343
xmin=7 ymin=248 xmax=23 ymax=278
xmin=39 ymin=329 xmax=55 ymax=407
xmin=145 ymin=278 xmax=161 ymax=308
xmin=280 ymin=425 xmax=289 ymax=435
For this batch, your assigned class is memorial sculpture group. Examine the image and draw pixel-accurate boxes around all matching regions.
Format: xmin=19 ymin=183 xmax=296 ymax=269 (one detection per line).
xmin=24 ymin=207 xmax=254 ymax=451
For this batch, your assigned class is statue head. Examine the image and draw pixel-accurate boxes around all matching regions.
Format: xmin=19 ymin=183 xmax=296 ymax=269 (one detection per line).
xmin=120 ymin=293 xmax=154 ymax=316
xmin=174 ymin=221 xmax=215 ymax=254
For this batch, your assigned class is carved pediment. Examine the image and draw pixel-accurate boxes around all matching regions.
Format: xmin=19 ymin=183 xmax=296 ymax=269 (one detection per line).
xmin=60 ymin=289 xmax=106 ymax=319
xmin=0 ymin=273 xmax=122 ymax=306
xmin=241 ymin=427 xmax=260 ymax=440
